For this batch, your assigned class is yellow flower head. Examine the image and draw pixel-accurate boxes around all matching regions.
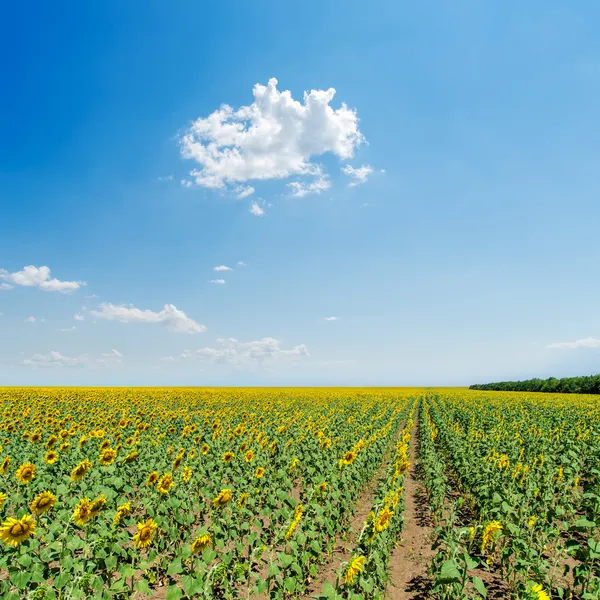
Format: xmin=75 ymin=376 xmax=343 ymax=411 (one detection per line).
xmin=255 ymin=467 xmax=265 ymax=479
xmin=529 ymin=583 xmax=550 ymax=600
xmin=0 ymin=456 xmax=10 ymax=475
xmin=44 ymin=451 xmax=58 ymax=464
xmin=237 ymin=492 xmax=249 ymax=508
xmin=191 ymin=533 xmax=212 ymax=553
xmin=30 ymin=491 xmax=57 ymax=515
xmin=0 ymin=514 xmax=36 ymax=547
xmin=156 ymin=473 xmax=174 ymax=495
xmin=182 ymin=466 xmax=192 ymax=482
xmin=344 ymin=556 xmax=366 ymax=585
xmin=146 ymin=471 xmax=159 ymax=486
xmin=16 ymin=462 xmax=36 ymax=484
xmin=89 ymin=494 xmax=107 ymax=517
xmin=201 ymin=443 xmax=210 ymax=455
xmin=213 ymin=488 xmax=233 ymax=508
xmin=113 ymin=502 xmax=132 ymax=525
xmin=481 ymin=520 xmax=503 ymax=554
xmin=222 ymin=451 xmax=235 ymax=463
xmin=244 ymin=450 xmax=255 ymax=463
xmin=99 ymin=448 xmax=117 ymax=466
xmin=132 ymin=518 xmax=157 ymax=549
xmin=72 ymin=498 xmax=92 ymax=526
xmin=71 ymin=459 xmax=92 ymax=481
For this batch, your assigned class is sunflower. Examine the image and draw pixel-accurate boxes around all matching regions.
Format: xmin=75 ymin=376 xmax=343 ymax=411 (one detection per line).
xmin=237 ymin=492 xmax=249 ymax=508
xmin=59 ymin=442 xmax=70 ymax=452
xmin=528 ymin=584 xmax=550 ymax=600
xmin=344 ymin=556 xmax=365 ymax=585
xmin=30 ymin=431 xmax=42 ymax=444
xmin=132 ymin=518 xmax=157 ymax=549
xmin=527 ymin=516 xmax=536 ymax=528
xmin=191 ymin=533 xmax=213 ymax=553
xmin=89 ymin=495 xmax=107 ymax=517
xmin=156 ymin=473 xmax=174 ymax=495
xmin=113 ymin=502 xmax=132 ymax=525
xmin=342 ymin=451 xmax=356 ymax=466
xmin=30 ymin=491 xmax=57 ymax=515
xmin=45 ymin=435 xmax=58 ymax=448
xmin=222 ymin=451 xmax=235 ymax=463
xmin=201 ymin=444 xmax=210 ymax=455
xmin=481 ymin=521 xmax=503 ymax=554
xmin=0 ymin=514 xmax=36 ymax=547
xmin=172 ymin=456 xmax=183 ymax=470
xmin=71 ymin=459 xmax=92 ymax=481
xmin=374 ymin=506 xmax=393 ymax=533
xmin=317 ymin=481 xmax=328 ymax=494
xmin=0 ymin=492 xmax=7 ymax=508
xmin=255 ymin=467 xmax=265 ymax=479
xmin=99 ymin=439 xmax=111 ymax=450
xmin=146 ymin=471 xmax=159 ymax=486
xmin=99 ymin=448 xmax=117 ymax=466
xmin=213 ymin=488 xmax=233 ymax=507
xmin=72 ymin=498 xmax=92 ymax=526
xmin=44 ymin=451 xmax=58 ymax=465
xmin=0 ymin=456 xmax=9 ymax=475
xmin=16 ymin=462 xmax=36 ymax=484
xmin=124 ymin=450 xmax=138 ymax=464
xmin=182 ymin=466 xmax=192 ymax=482
xmin=79 ymin=435 xmax=88 ymax=447
xmin=244 ymin=450 xmax=255 ymax=463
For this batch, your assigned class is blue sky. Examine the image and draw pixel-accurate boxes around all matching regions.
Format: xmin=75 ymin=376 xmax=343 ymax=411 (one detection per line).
xmin=1 ymin=0 xmax=600 ymax=385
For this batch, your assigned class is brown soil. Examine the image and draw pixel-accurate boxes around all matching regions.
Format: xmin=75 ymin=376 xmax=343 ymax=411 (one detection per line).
xmin=386 ymin=417 xmax=435 ymax=599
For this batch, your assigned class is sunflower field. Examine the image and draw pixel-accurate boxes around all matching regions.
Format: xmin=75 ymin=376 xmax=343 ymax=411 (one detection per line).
xmin=0 ymin=388 xmax=414 ymax=599
xmin=0 ymin=387 xmax=598 ymax=600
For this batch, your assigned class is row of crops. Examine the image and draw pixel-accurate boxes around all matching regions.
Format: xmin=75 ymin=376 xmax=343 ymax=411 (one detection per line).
xmin=420 ymin=391 xmax=600 ymax=600
xmin=0 ymin=387 xmax=597 ymax=599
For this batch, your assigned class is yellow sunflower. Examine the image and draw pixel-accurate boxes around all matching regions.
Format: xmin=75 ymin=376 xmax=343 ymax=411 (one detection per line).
xmin=222 ymin=451 xmax=235 ymax=463
xmin=244 ymin=450 xmax=255 ymax=463
xmin=201 ymin=443 xmax=210 ymax=455
xmin=0 ymin=492 xmax=7 ymax=508
xmin=156 ymin=473 xmax=174 ymax=495
xmin=0 ymin=514 xmax=36 ymax=547
xmin=71 ymin=459 xmax=92 ymax=481
xmin=30 ymin=491 xmax=57 ymax=515
xmin=72 ymin=498 xmax=92 ymax=526
xmin=191 ymin=533 xmax=213 ymax=553
xmin=132 ymin=518 xmax=157 ymax=549
xmin=16 ymin=462 xmax=36 ymax=484
xmin=44 ymin=451 xmax=58 ymax=465
xmin=0 ymin=456 xmax=10 ymax=475
xmin=212 ymin=488 xmax=233 ymax=507
xmin=255 ymin=467 xmax=265 ymax=479
xmin=89 ymin=495 xmax=107 ymax=517
xmin=344 ymin=556 xmax=365 ymax=585
xmin=146 ymin=471 xmax=159 ymax=486
xmin=99 ymin=448 xmax=117 ymax=466
xmin=113 ymin=502 xmax=132 ymax=525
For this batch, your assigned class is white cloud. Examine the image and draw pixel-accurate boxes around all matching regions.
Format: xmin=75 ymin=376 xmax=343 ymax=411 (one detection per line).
xmin=158 ymin=175 xmax=173 ymax=181
xmin=237 ymin=261 xmax=247 ymax=267
xmin=89 ymin=303 xmax=206 ymax=334
xmin=0 ymin=265 xmax=85 ymax=293
xmin=74 ymin=313 xmax=84 ymax=321
xmin=546 ymin=337 xmax=600 ymax=349
xmin=25 ymin=316 xmax=36 ymax=323
xmin=234 ymin=185 xmax=255 ymax=199
xmin=0 ymin=283 xmax=13 ymax=290
xmin=287 ymin=176 xmax=331 ymax=197
xmin=180 ymin=77 xmax=364 ymax=192
xmin=249 ymin=201 xmax=265 ymax=216
xmin=213 ymin=265 xmax=232 ymax=272
xmin=342 ymin=164 xmax=374 ymax=187
xmin=57 ymin=326 xmax=76 ymax=332
xmin=163 ymin=337 xmax=310 ymax=368
xmin=324 ymin=316 xmax=338 ymax=321
xmin=209 ymin=279 xmax=226 ymax=284
xmin=23 ymin=349 xmax=122 ymax=368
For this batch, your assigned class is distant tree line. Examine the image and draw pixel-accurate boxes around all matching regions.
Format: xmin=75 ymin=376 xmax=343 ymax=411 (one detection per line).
xmin=469 ymin=374 xmax=600 ymax=394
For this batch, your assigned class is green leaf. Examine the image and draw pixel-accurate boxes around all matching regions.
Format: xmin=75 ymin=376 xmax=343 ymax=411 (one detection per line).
xmin=165 ymin=584 xmax=184 ymax=600
xmin=136 ymin=579 xmax=152 ymax=595
xmin=472 ymin=576 xmax=487 ymax=598
xmin=167 ymin=559 xmax=183 ymax=575
xmin=10 ymin=570 xmax=31 ymax=589
xmin=437 ymin=559 xmax=461 ymax=584
xmin=284 ymin=577 xmax=296 ymax=593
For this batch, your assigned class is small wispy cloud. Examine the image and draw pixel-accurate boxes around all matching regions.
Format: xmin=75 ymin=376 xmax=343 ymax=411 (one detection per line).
xmin=235 ymin=186 xmax=255 ymax=199
xmin=158 ymin=175 xmax=174 ymax=182
xmin=237 ymin=261 xmax=247 ymax=267
xmin=74 ymin=313 xmax=84 ymax=321
xmin=57 ymin=326 xmax=76 ymax=332
xmin=25 ymin=316 xmax=36 ymax=323
xmin=324 ymin=316 xmax=338 ymax=321
xmin=249 ymin=201 xmax=265 ymax=216
xmin=546 ymin=337 xmax=600 ymax=349
xmin=213 ymin=265 xmax=232 ymax=272
xmin=341 ymin=164 xmax=374 ymax=187
xmin=209 ymin=279 xmax=226 ymax=285
xmin=287 ymin=176 xmax=331 ymax=197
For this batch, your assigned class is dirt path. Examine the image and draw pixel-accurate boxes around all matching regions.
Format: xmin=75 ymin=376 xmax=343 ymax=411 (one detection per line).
xmin=302 ymin=417 xmax=407 ymax=598
xmin=386 ymin=412 xmax=435 ymax=600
